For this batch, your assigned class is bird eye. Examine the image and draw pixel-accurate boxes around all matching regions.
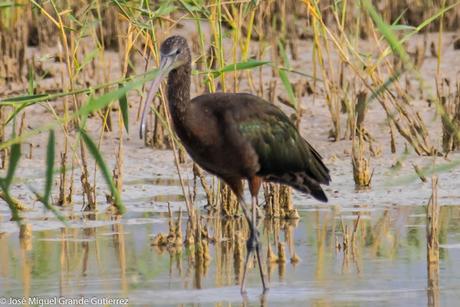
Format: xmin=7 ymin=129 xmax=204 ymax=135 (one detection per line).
xmin=176 ymin=49 xmax=181 ymax=55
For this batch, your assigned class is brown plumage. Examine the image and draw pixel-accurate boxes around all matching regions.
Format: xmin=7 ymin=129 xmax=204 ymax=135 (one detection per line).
xmin=140 ymin=35 xmax=331 ymax=294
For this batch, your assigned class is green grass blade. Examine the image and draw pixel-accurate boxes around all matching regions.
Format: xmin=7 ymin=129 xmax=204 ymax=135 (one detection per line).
xmin=387 ymin=157 xmax=460 ymax=187
xmin=1 ymin=94 xmax=49 ymax=105
xmin=0 ymin=70 xmax=161 ymax=152
xmin=1 ymin=69 xmax=159 ymax=116
xmin=28 ymin=187 xmax=68 ymax=226
xmin=118 ymin=83 xmax=129 ymax=133
xmin=79 ymin=70 xmax=158 ymax=120
xmin=210 ymin=59 xmax=270 ymax=78
xmin=279 ymin=68 xmax=297 ymax=109
xmin=0 ymin=2 xmax=24 ymax=8
xmin=79 ymin=128 xmax=125 ymax=214
xmin=43 ymin=204 xmax=68 ymax=225
xmin=401 ymin=2 xmax=459 ymax=44
xmin=389 ymin=24 xmax=416 ymax=31
xmin=362 ymin=0 xmax=411 ymax=64
xmin=41 ymin=130 xmax=67 ymax=224
xmin=134 ymin=3 xmax=177 ymax=17
xmin=367 ymin=70 xmax=402 ymax=103
xmin=1 ymin=134 xmax=22 ymax=222
xmin=28 ymin=61 xmax=35 ymax=94
xmin=391 ymin=8 xmax=409 ymax=26
xmin=0 ymin=188 xmax=21 ymax=222
xmin=44 ymin=130 xmax=55 ymax=203
xmin=76 ymin=48 xmax=99 ymax=73
xmin=5 ymin=102 xmax=33 ymax=125
xmin=178 ymin=0 xmax=209 ymax=17
xmin=5 ymin=143 xmax=20 ymax=189
xmin=276 ymin=41 xmax=297 ymax=109
xmin=277 ymin=41 xmax=291 ymax=69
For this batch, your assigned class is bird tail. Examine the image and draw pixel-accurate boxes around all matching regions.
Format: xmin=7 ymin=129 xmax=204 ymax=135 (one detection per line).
xmin=267 ymin=172 xmax=328 ymax=202
xmin=303 ymin=140 xmax=331 ymax=186
xmin=266 ymin=140 xmax=330 ymax=202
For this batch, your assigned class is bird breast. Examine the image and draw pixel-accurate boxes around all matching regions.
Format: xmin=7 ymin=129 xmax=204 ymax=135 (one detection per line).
xmin=174 ymin=104 xmax=259 ymax=179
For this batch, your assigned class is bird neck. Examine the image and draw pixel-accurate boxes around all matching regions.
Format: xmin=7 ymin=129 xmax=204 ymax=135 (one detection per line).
xmin=167 ymin=63 xmax=191 ymax=119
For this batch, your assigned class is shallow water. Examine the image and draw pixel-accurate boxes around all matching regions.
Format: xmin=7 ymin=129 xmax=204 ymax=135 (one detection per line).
xmin=1 ymin=204 xmax=460 ymax=307
xmin=2 ymin=147 xmax=460 ymax=306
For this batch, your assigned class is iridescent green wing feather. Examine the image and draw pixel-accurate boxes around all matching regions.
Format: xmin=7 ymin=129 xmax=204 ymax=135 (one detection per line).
xmin=238 ymin=110 xmax=330 ymax=201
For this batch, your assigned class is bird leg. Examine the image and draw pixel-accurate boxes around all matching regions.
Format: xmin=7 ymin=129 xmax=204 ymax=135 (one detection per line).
xmin=241 ymin=196 xmax=268 ymax=294
xmin=252 ymin=196 xmax=268 ymax=292
xmin=225 ymin=176 xmax=268 ymax=293
xmin=239 ymin=196 xmax=253 ymax=294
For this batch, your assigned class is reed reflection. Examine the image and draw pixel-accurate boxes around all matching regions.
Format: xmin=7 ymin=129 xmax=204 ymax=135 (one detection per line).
xmin=427 ymin=177 xmax=440 ymax=307
xmin=19 ymin=224 xmax=32 ymax=305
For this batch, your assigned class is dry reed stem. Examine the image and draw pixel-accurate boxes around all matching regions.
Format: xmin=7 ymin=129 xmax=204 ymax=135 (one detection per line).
xmin=263 ymin=183 xmax=280 ymax=218
xmin=351 ymin=92 xmax=372 ymax=188
xmin=220 ymin=184 xmax=239 ymax=218
xmin=3 ymin=0 xmax=459 ymax=236
xmin=193 ymin=164 xmax=215 ymax=209
xmin=306 ymin=0 xmax=438 ymax=155
xmin=152 ymin=205 xmax=184 ymax=249
xmin=352 ymin=132 xmax=372 ymax=188
xmin=0 ymin=2 xmax=27 ymax=89
xmin=185 ymin=221 xmax=195 ymax=246
xmin=80 ymin=143 xmax=96 ymax=211
xmin=263 ymin=183 xmax=298 ymax=219
xmin=439 ymin=79 xmax=460 ymax=153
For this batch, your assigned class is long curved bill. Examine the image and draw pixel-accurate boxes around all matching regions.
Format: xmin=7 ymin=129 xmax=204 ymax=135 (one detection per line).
xmin=139 ymin=56 xmax=172 ymax=139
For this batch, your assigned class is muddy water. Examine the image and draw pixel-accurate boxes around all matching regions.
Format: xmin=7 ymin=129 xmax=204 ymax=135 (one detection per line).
xmin=1 ymin=202 xmax=460 ymax=306
xmin=2 ymin=149 xmax=460 ymax=306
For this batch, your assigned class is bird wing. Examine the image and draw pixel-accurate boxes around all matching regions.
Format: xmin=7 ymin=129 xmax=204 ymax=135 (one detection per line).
xmin=234 ymin=96 xmax=330 ymax=201
xmin=191 ymin=92 xmax=330 ymax=202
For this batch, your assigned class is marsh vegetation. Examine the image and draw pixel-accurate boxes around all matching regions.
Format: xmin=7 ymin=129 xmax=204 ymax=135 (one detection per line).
xmin=1 ymin=0 xmax=460 ymax=305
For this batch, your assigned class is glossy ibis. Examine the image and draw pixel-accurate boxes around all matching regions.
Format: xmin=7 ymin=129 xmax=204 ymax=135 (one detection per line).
xmin=140 ymin=35 xmax=331 ymax=293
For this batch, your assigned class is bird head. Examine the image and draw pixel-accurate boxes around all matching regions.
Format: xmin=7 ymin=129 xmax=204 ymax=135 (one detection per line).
xmin=159 ymin=35 xmax=191 ymax=70
xmin=139 ymin=35 xmax=190 ymax=139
